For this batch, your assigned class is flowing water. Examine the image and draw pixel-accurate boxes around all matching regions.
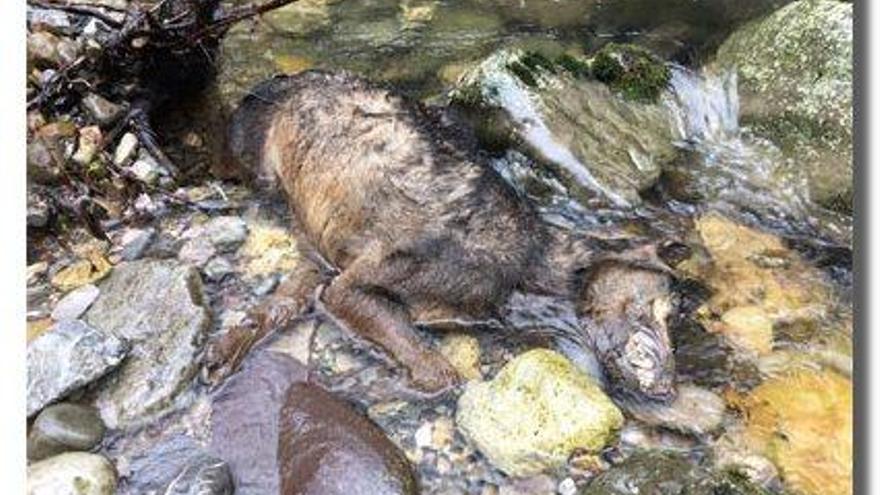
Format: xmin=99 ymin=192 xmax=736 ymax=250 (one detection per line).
xmin=115 ymin=1 xmax=853 ymax=493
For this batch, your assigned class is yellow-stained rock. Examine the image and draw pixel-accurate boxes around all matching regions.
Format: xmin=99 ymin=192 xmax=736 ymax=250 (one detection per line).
xmin=26 ymin=319 xmax=53 ymax=343
xmin=742 ymin=369 xmax=852 ymax=495
xmin=50 ymin=250 xmax=113 ymax=292
xmin=715 ymin=305 xmax=775 ymax=355
xmin=240 ymin=223 xmax=301 ymax=276
xmin=456 ymin=349 xmax=623 ymax=476
xmin=439 ymin=333 xmax=482 ymax=381
xmin=274 ymin=54 xmax=314 ymax=74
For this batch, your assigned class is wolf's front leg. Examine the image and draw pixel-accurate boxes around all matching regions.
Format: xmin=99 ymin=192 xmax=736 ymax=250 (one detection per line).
xmin=202 ymin=260 xmax=326 ymax=385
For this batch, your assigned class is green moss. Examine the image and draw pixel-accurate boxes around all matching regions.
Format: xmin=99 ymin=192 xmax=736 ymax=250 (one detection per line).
xmin=506 ymin=61 xmax=540 ymax=87
xmin=590 ymin=43 xmax=670 ymax=103
xmin=555 ymin=53 xmax=591 ymax=79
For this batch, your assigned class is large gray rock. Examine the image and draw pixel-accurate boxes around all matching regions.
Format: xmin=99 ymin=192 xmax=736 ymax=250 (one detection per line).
xmin=84 ymin=260 xmax=211 ymax=429
xmin=453 ymin=48 xmax=680 ymax=207
xmin=27 ymin=320 xmax=128 ymax=417
xmin=27 ymin=403 xmax=105 ymax=461
xmin=714 ymin=0 xmax=853 ymax=212
xmin=27 ymin=452 xmax=117 ymax=495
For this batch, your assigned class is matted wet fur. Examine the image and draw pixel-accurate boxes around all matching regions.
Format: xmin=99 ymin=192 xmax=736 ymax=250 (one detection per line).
xmin=206 ymin=70 xmax=677 ymax=401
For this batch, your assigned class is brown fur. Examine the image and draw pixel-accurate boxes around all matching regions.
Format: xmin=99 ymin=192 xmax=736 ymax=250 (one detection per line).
xmin=207 ymin=70 xmax=676 ymax=400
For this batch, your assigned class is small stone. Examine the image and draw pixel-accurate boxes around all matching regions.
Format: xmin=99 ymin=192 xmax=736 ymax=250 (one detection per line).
xmin=431 ymin=417 xmax=455 ymax=450
xmin=622 ymin=384 xmax=726 ymax=436
xmin=72 ymin=126 xmax=102 ymax=165
xmin=204 ymin=216 xmax=248 ymax=252
xmin=27 ymin=262 xmax=49 ymax=285
xmin=27 ymin=31 xmax=61 ymax=67
xmin=163 ymin=454 xmax=234 ymax=495
xmin=113 ymin=132 xmax=138 ymax=165
xmin=27 ymin=190 xmax=52 ymax=228
xmin=37 ymin=120 xmax=77 ymax=139
xmin=27 ymin=318 xmax=54 ymax=343
xmin=27 ymin=403 xmax=106 ymax=461
xmin=119 ymin=228 xmax=155 ymax=261
xmin=27 ymin=452 xmax=117 ymax=495
xmin=203 ymin=256 xmax=235 ymax=282
xmin=183 ymin=132 xmax=204 ymax=148
xmin=439 ymin=333 xmax=481 ymax=380
xmin=50 ymin=252 xmax=113 ymax=292
xmin=82 ymin=93 xmax=123 ymax=125
xmin=498 ymin=475 xmax=556 ymax=495
xmin=252 ymin=273 xmax=280 ymax=296
xmin=179 ymin=237 xmax=216 ymax=267
xmin=414 ymin=422 xmax=433 ymax=449
xmin=27 ymin=320 xmax=129 ymax=417
xmin=27 ymin=138 xmax=62 ymax=184
xmin=51 ymin=284 xmax=100 ymax=321
xmin=130 ymin=153 xmax=163 ymax=185
xmin=240 ymin=223 xmax=300 ymax=275
xmin=558 ymin=478 xmax=577 ymax=495
xmin=28 ymin=8 xmax=72 ymax=32
xmin=717 ymin=305 xmax=775 ymax=355
xmin=56 ymin=37 xmax=79 ymax=65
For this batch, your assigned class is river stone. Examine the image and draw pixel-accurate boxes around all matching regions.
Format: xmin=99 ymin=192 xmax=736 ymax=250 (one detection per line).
xmin=27 ymin=320 xmax=128 ymax=417
xmin=714 ymin=0 xmax=853 ymax=212
xmin=124 ymin=435 xmax=209 ymax=494
xmin=579 ymin=450 xmax=770 ymax=495
xmin=27 ymin=403 xmax=105 ymax=461
xmin=51 ymin=284 xmax=100 ymax=321
xmin=164 ymin=454 xmax=234 ymax=495
xmin=27 ymin=452 xmax=117 ymax=495
xmin=82 ymin=93 xmax=123 ymax=125
xmin=84 ymin=259 xmax=211 ymax=429
xmin=621 ymin=384 xmax=725 ymax=436
xmin=203 ymin=216 xmax=248 ymax=252
xmin=456 ymin=348 xmax=623 ymax=476
xmin=278 ymin=382 xmax=419 ymax=495
xmin=453 ymin=48 xmax=679 ymax=207
xmin=210 ymin=350 xmax=307 ymax=494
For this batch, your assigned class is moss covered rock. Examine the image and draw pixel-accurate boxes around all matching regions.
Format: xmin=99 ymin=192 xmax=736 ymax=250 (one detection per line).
xmin=714 ymin=0 xmax=853 ymax=212
xmin=455 ymin=349 xmax=623 ymax=476
xmin=580 ymin=450 xmax=771 ymax=495
xmin=452 ymin=48 xmax=679 ymax=206
xmin=592 ymin=42 xmax=671 ymax=103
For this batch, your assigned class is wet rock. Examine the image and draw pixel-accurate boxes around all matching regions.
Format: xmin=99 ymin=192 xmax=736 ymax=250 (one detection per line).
xmin=740 ymin=369 xmax=852 ymax=495
xmin=203 ymin=256 xmax=235 ymax=282
xmin=179 ymin=237 xmax=216 ymax=267
xmin=27 ymin=403 xmax=105 ymax=461
xmin=622 ymin=384 xmax=725 ymax=436
xmin=27 ymin=138 xmax=62 ymax=184
xmin=27 ymin=452 xmax=117 ymax=495
xmin=682 ymin=213 xmax=830 ymax=353
xmin=72 ymin=126 xmax=102 ymax=165
xmin=278 ymin=381 xmax=419 ymax=495
xmin=453 ymin=48 xmax=679 ymax=206
xmin=163 ymin=454 xmax=234 ymax=495
xmin=125 ymin=435 xmax=207 ymax=493
xmin=84 ymin=260 xmax=211 ymax=429
xmin=203 ymin=216 xmax=248 ymax=252
xmin=27 ymin=31 xmax=62 ymax=67
xmin=50 ymin=250 xmax=113 ymax=292
xmin=119 ymin=227 xmax=155 ymax=261
xmin=82 ymin=93 xmax=123 ymax=125
xmin=113 ymin=132 xmax=139 ymax=165
xmin=591 ymin=42 xmax=671 ymax=102
xmin=27 ymin=320 xmax=128 ymax=417
xmin=27 ymin=187 xmax=52 ymax=228
xmin=51 ymin=284 xmax=100 ymax=321
xmin=579 ymin=450 xmax=770 ymax=494
xmin=210 ymin=350 xmax=307 ymax=494
xmin=439 ymin=333 xmax=482 ymax=381
xmin=129 ymin=152 xmax=163 ymax=185
xmin=714 ymin=0 xmax=853 ymax=212
xmin=239 ymin=222 xmax=301 ymax=276
xmin=456 ymin=349 xmax=623 ymax=476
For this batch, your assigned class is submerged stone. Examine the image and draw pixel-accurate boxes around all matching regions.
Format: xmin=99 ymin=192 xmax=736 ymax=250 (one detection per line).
xmin=741 ymin=369 xmax=852 ymax=495
xmin=278 ymin=382 xmax=419 ymax=495
xmin=456 ymin=349 xmax=623 ymax=476
xmin=27 ymin=403 xmax=105 ymax=461
xmin=453 ymin=48 xmax=679 ymax=206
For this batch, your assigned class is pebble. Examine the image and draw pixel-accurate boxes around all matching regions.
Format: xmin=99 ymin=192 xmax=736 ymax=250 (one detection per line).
xmin=163 ymin=454 xmax=234 ymax=495
xmin=558 ymin=478 xmax=577 ymax=495
xmin=119 ymin=228 xmax=155 ymax=261
xmin=130 ymin=152 xmax=163 ymax=185
xmin=72 ymin=126 xmax=102 ymax=165
xmin=28 ymin=8 xmax=72 ymax=32
xmin=27 ymin=31 xmax=62 ymax=67
xmin=51 ymin=283 xmax=100 ymax=321
xmin=27 ymin=190 xmax=52 ymax=228
xmin=27 ymin=138 xmax=61 ymax=184
xmin=27 ymin=403 xmax=106 ymax=461
xmin=27 ymin=452 xmax=116 ymax=495
xmin=114 ymin=132 xmax=139 ymax=165
xmin=252 ymin=273 xmax=280 ymax=296
xmin=82 ymin=93 xmax=123 ymax=125
xmin=439 ymin=333 xmax=482 ymax=380
xmin=179 ymin=237 xmax=216 ymax=267
xmin=622 ymin=384 xmax=725 ymax=436
xmin=203 ymin=256 xmax=235 ymax=282
xmin=204 ymin=216 xmax=248 ymax=252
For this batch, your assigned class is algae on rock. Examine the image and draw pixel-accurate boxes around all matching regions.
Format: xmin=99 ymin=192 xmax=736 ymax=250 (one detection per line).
xmin=455 ymin=348 xmax=623 ymax=477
